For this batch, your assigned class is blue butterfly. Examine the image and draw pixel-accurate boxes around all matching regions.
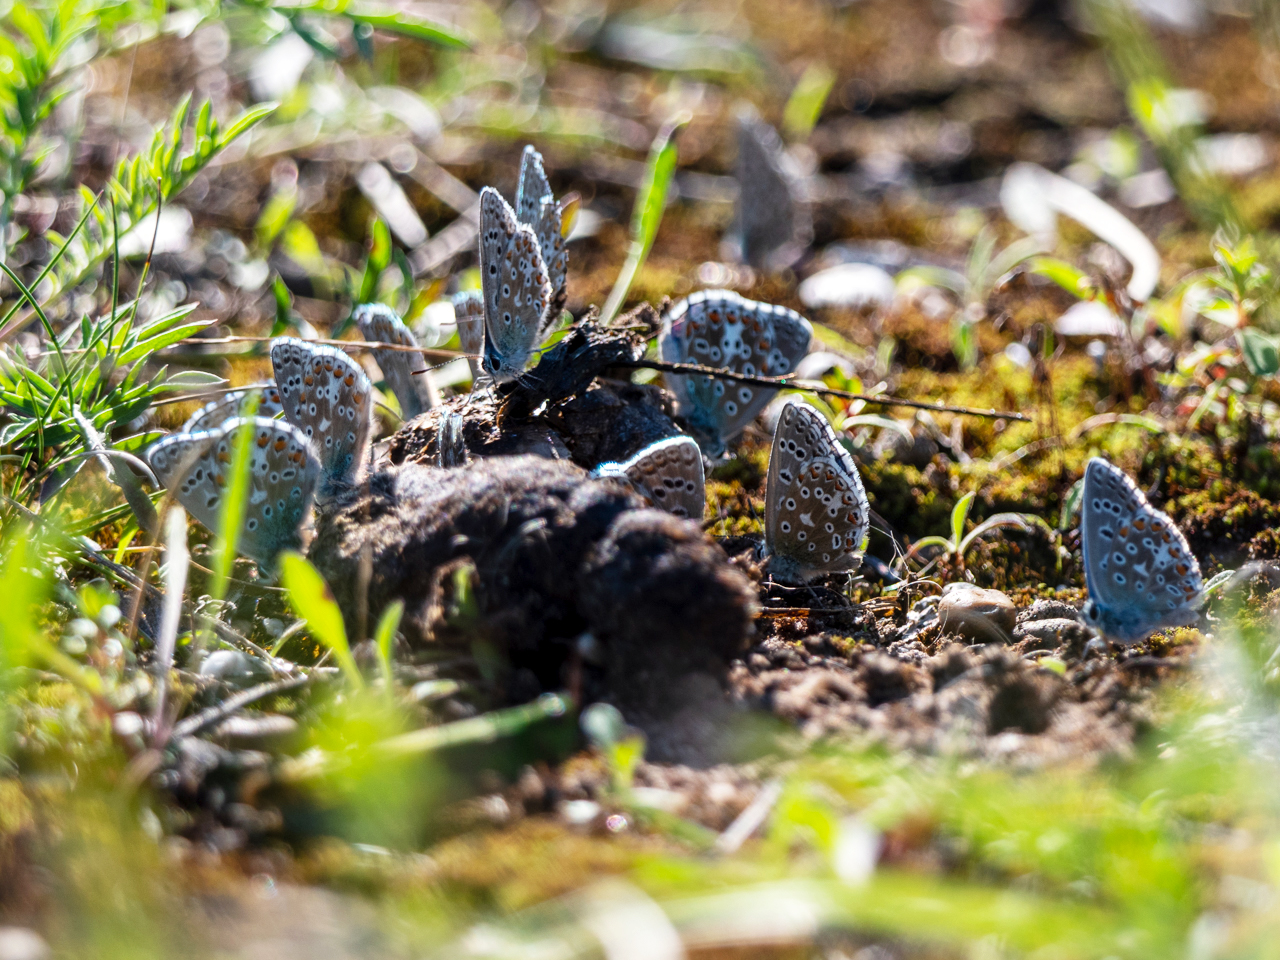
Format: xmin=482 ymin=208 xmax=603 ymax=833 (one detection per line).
xmin=148 ymin=417 xmax=319 ymax=569
xmin=478 ymin=187 xmax=554 ymax=383
xmin=592 ymin=436 xmax=705 ymax=520
xmin=1080 ymin=457 xmax=1204 ymax=643
xmin=270 ymin=338 xmax=373 ymax=495
xmin=659 ymin=290 xmax=812 ymax=457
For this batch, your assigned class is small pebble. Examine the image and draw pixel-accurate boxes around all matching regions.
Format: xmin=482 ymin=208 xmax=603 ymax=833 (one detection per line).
xmin=937 ymin=583 xmax=1017 ymax=643
xmin=199 ymin=650 xmax=272 ymax=688
xmin=561 ymin=800 xmax=601 ymax=825
xmin=798 ymin=263 xmax=896 ymax=309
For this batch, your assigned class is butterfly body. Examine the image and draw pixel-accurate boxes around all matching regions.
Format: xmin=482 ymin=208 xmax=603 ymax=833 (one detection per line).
xmin=270 ymin=338 xmax=373 ymax=494
xmin=478 ymin=186 xmax=553 ymax=383
xmin=763 ymin=400 xmax=869 ymax=583
xmin=1079 ymin=457 xmax=1204 ymax=643
xmin=148 ymin=417 xmax=319 ymax=568
xmin=354 ymin=303 xmax=434 ymax=418
xmin=516 ymin=145 xmax=568 ymax=318
xmin=659 ymin=290 xmax=812 ymax=457
xmin=592 ymin=436 xmax=705 ymax=520
xmin=183 ymin=384 xmax=284 ymax=433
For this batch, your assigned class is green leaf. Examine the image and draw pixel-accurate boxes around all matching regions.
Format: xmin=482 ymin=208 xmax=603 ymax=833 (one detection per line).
xmin=210 ymin=414 xmax=258 ymax=601
xmin=117 ymin=320 xmax=213 ymax=364
xmin=373 ymin=599 xmax=403 ymax=688
xmin=270 ymin=276 xmax=295 ymax=337
xmin=951 ymin=492 xmax=975 ymax=549
xmin=896 ymin=265 xmax=966 ymax=297
xmin=601 ymin=115 xmax=687 ymax=322
xmin=1059 ymin=478 xmax=1085 ymax=531
xmin=357 ymin=216 xmax=392 ymax=303
xmin=217 ymin=102 xmax=279 ymax=148
xmin=342 ymin=7 xmax=473 ymax=49
xmin=965 ymin=226 xmax=997 ymax=293
xmin=288 ymin=15 xmax=344 ymax=59
xmin=1240 ymin=327 xmax=1280 ymax=377
xmin=809 ymin=322 xmax=868 ymax=360
xmin=279 ymin=552 xmax=364 ymax=688
xmin=255 ymin=186 xmax=298 ymax=250
xmin=1027 ymin=256 xmax=1095 ymax=300
xmin=984 ymin=236 xmax=1045 ymax=291
xmin=840 ymin=414 xmax=912 ymax=439
xmin=131 ymin=303 xmax=201 ymax=338
xmin=280 ymin=220 xmax=328 ymax=275
xmin=951 ymin=316 xmax=978 ymax=370
xmin=782 ymin=62 xmax=835 ymax=141
xmin=155 ymin=370 xmax=227 ymax=390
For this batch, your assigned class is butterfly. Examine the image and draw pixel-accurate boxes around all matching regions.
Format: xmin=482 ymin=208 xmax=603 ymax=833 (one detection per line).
xmin=182 ymin=384 xmax=284 ymax=433
xmin=1080 ymin=457 xmax=1204 ymax=644
xmin=147 ymin=417 xmax=319 ymax=568
xmin=354 ymin=303 xmax=436 ymax=419
xmin=592 ymin=435 xmax=705 ymax=520
xmin=452 ymin=289 xmax=486 ymax=382
xmin=478 ymin=186 xmax=554 ymax=383
xmin=763 ymin=400 xmax=869 ymax=584
xmin=516 ymin=145 xmax=568 ymax=319
xmin=270 ymin=338 xmax=373 ymax=494
xmin=735 ymin=110 xmax=811 ymax=272
xmin=658 ymin=290 xmax=813 ymax=457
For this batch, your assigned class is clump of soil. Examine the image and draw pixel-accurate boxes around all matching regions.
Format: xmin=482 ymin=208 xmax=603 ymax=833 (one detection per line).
xmin=308 ymin=456 xmax=758 ymax=732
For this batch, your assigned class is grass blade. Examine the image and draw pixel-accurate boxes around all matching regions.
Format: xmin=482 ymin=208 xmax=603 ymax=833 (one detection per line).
xmin=152 ymin=504 xmax=189 ymax=744
xmin=601 ymin=115 xmax=688 ymax=323
xmin=782 ymin=63 xmax=835 ymax=141
xmin=209 ymin=408 xmax=258 ymax=602
xmin=343 ymin=9 xmax=473 ymax=49
xmin=373 ymin=599 xmax=403 ymax=690
xmin=950 ymin=491 xmax=974 ymax=549
xmin=279 ymin=552 xmax=364 ymax=689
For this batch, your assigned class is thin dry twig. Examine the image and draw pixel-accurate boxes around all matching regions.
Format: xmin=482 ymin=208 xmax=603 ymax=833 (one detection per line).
xmin=623 ymin=357 xmax=1032 ymax=422
xmin=169 ymin=674 xmax=311 ymax=740
xmin=167 ymin=335 xmax=463 ymax=359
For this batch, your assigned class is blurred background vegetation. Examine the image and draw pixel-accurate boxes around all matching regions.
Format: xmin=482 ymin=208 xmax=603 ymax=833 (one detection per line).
xmin=13 ymin=0 xmax=1280 ymax=956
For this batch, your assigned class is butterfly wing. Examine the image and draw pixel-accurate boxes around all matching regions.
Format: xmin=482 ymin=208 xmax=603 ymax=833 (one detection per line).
xmin=354 ymin=303 xmax=432 ymax=419
xmin=764 ymin=401 xmax=869 ymax=583
xmin=516 ymin=146 xmax=568 ymax=320
xmin=270 ymin=338 xmax=372 ymax=490
xmin=452 ymin=290 xmax=486 ymax=381
xmin=660 ymin=291 xmax=813 ymax=456
xmin=594 ymin=436 xmax=705 ymax=520
xmin=182 ymin=384 xmax=284 ymax=433
xmin=735 ymin=112 xmax=811 ymax=271
xmin=478 ymin=187 xmax=553 ymax=383
xmin=148 ymin=417 xmax=319 ymax=567
xmin=1081 ymin=458 xmax=1204 ymax=642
